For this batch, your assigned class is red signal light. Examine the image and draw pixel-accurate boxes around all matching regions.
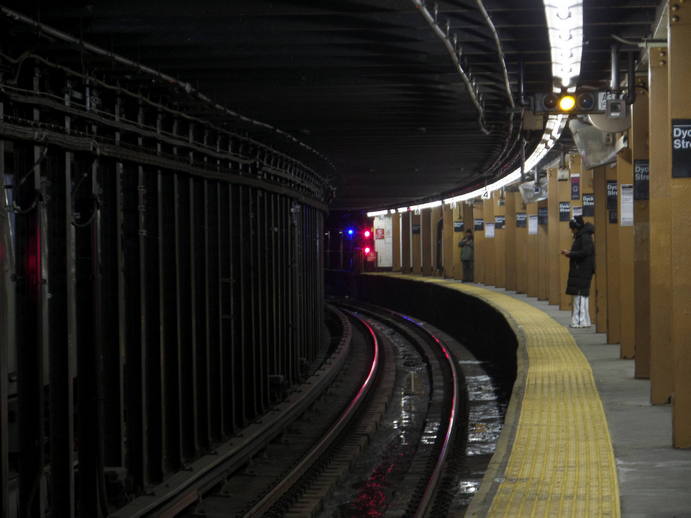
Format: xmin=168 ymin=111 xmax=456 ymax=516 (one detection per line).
xmin=364 ymin=247 xmax=371 ymax=255
xmin=363 ymin=229 xmax=371 ymax=238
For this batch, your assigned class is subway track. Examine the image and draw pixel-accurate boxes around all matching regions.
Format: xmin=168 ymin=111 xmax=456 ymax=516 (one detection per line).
xmin=131 ymin=300 xmax=465 ymax=517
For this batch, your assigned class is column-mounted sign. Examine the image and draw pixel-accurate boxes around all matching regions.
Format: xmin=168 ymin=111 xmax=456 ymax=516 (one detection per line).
xmin=672 ymin=119 xmax=691 ymax=177
xmin=582 ymin=193 xmax=595 ymax=216
xmin=528 ymin=215 xmax=538 ymax=235
xmin=474 ymin=218 xmax=484 ymax=231
xmin=570 ymin=174 xmax=581 ymax=200
xmin=609 ymin=209 xmax=618 ymax=224
xmin=634 ymin=159 xmax=649 ymax=200
xmin=375 ymin=228 xmax=385 ymax=239
xmin=572 ymin=206 xmax=583 ymax=217
xmin=485 ymin=222 xmax=495 ymax=238
xmin=559 ymin=202 xmax=571 ymax=221
xmin=620 ymin=184 xmax=634 ymax=226
xmin=453 ymin=220 xmax=464 ymax=232
xmin=538 ymin=207 xmax=548 ymax=225
xmin=412 ymin=223 xmax=421 ymax=234
xmin=495 ymin=215 xmax=505 ymax=229
xmin=516 ymin=212 xmax=527 ymax=228
xmin=606 ymin=180 xmax=618 ymax=209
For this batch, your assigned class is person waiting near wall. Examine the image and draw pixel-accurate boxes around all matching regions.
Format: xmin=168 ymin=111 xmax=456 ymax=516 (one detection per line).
xmin=459 ymin=229 xmax=474 ymax=283
xmin=560 ymin=215 xmax=595 ymax=328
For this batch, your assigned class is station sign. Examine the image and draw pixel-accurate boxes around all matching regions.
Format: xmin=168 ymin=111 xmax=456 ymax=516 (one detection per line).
xmin=634 ymin=160 xmax=649 ymax=200
xmin=559 ymin=202 xmax=570 ymax=221
xmin=495 ymin=215 xmax=505 ymax=229
xmin=538 ymin=207 xmax=548 ymax=225
xmin=582 ymin=194 xmax=595 ymax=216
xmin=474 ymin=218 xmax=484 ymax=231
xmin=453 ymin=221 xmax=464 ymax=232
xmin=412 ymin=223 xmax=421 ymax=234
xmin=606 ymin=180 xmax=618 ymax=209
xmin=516 ymin=212 xmax=527 ymax=228
xmin=570 ymin=174 xmax=580 ymax=200
xmin=672 ymin=120 xmax=691 ymax=177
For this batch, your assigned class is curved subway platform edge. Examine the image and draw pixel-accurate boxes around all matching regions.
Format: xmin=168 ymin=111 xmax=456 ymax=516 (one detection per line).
xmin=333 ymin=272 xmax=620 ymax=517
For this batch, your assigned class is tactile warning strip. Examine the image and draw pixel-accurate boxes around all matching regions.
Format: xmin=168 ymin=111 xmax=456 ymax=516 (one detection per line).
xmin=367 ymin=274 xmax=620 ymax=518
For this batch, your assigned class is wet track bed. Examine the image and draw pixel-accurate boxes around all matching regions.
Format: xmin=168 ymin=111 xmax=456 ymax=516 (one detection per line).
xmin=170 ymin=301 xmax=508 ymax=517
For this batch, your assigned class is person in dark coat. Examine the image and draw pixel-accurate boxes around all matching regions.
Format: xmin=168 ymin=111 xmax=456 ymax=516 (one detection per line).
xmin=459 ymin=230 xmax=474 ymax=282
xmin=560 ymin=216 xmax=595 ymax=327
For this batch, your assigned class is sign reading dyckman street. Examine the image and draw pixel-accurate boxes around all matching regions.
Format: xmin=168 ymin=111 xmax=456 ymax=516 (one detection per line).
xmin=672 ymin=119 xmax=691 ymax=177
xmin=634 ymin=160 xmax=649 ymax=200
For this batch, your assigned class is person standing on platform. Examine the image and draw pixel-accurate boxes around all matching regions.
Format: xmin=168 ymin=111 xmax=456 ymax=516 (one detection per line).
xmin=561 ymin=215 xmax=595 ymax=327
xmin=459 ymin=229 xmax=474 ymax=283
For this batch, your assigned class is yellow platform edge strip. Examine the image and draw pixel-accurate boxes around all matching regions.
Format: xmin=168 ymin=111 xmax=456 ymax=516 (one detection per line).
xmin=365 ymin=274 xmax=620 ymax=518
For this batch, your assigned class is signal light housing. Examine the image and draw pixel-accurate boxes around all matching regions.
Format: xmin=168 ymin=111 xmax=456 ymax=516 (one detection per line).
xmin=534 ymin=91 xmax=601 ymax=115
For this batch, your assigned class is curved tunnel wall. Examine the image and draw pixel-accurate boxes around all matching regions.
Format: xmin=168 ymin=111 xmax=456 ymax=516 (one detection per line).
xmin=0 ymin=37 xmax=328 ymax=516
xmin=329 ymin=272 xmax=518 ymax=399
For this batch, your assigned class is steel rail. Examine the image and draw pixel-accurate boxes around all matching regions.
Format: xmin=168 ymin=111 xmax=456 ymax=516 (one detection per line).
xmin=109 ymin=305 xmax=351 ymax=518
xmin=413 ymin=322 xmax=460 ymax=518
xmin=242 ymin=310 xmax=381 ymax=517
xmin=338 ymin=301 xmax=460 ymax=517
xmin=0 ymin=6 xmax=336 ymax=171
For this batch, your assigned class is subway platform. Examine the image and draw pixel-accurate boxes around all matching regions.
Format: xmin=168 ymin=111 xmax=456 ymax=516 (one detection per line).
xmin=364 ymin=273 xmax=691 ymax=518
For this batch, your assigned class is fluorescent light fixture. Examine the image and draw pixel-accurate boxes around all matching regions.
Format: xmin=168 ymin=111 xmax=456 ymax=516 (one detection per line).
xmin=544 ymin=1 xmax=583 ymax=89
xmin=363 ymin=0 xmax=579 ymax=215
xmin=397 ymin=207 xmax=409 ymax=213
xmin=408 ymin=200 xmax=442 ymax=211
xmin=366 ymin=209 xmax=389 ymax=217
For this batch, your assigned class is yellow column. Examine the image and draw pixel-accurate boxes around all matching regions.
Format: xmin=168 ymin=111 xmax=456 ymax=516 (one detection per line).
xmin=442 ymin=204 xmax=453 ymax=278
xmin=632 ymin=80 xmax=651 ymax=376
xmin=669 ymin=4 xmax=691 ymax=447
xmin=461 ymin=203 xmax=473 ymax=280
xmin=593 ymin=166 xmax=609 ymax=333
xmin=494 ymin=192 xmax=507 ymax=289
xmin=431 ymin=206 xmax=443 ymax=275
xmin=548 ymin=167 xmax=561 ymax=305
xmin=473 ymin=201 xmax=485 ymax=283
xmin=605 ymin=163 xmax=621 ymax=344
xmin=537 ymin=200 xmax=549 ymax=300
xmin=618 ymin=145 xmax=635 ymax=359
xmin=483 ymin=197 xmax=496 ymax=286
xmin=558 ymin=169 xmax=571 ymax=311
xmin=515 ymin=197 xmax=528 ymax=294
xmin=412 ymin=212 xmax=422 ymax=274
xmin=580 ymin=166 xmax=597 ymax=323
xmin=505 ymin=191 xmax=518 ymax=291
xmin=401 ymin=211 xmax=412 ymax=273
xmin=526 ymin=201 xmax=539 ymax=297
xmin=421 ymin=209 xmax=432 ymax=275
xmin=649 ymin=46 xmax=673 ymax=404
xmin=392 ymin=213 xmax=401 ymax=272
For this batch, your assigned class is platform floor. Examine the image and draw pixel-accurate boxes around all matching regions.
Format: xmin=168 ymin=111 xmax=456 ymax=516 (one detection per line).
xmin=367 ymin=273 xmax=691 ymax=517
xmin=476 ymin=285 xmax=691 ymax=518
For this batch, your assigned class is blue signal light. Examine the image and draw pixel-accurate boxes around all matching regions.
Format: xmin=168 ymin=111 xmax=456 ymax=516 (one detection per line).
xmin=347 ymin=228 xmax=355 ymax=236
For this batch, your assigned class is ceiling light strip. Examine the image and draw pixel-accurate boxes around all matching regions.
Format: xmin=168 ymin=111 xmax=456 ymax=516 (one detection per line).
xmin=544 ymin=1 xmax=584 ymax=90
xmin=411 ymin=0 xmax=490 ymax=135
xmin=366 ymin=0 xmax=581 ymax=217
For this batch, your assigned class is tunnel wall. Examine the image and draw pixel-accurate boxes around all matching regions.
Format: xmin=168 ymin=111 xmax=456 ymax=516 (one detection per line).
xmin=0 ymin=32 xmax=329 ymax=517
xmin=328 ymin=271 xmax=518 ymax=398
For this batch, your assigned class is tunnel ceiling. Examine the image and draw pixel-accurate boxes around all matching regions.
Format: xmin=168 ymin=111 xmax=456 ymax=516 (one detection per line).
xmin=1 ymin=0 xmax=661 ymax=210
